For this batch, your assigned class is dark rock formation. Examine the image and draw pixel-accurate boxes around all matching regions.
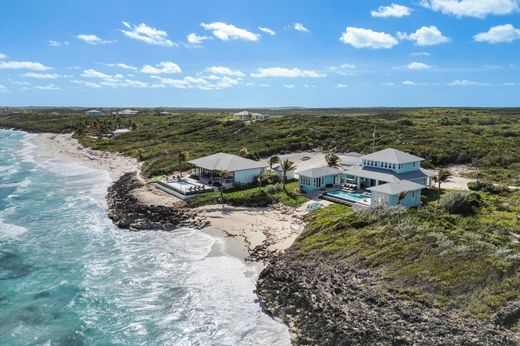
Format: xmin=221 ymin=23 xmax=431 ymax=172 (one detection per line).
xmin=106 ymin=172 xmax=208 ymax=231
xmin=257 ymin=251 xmax=519 ymax=346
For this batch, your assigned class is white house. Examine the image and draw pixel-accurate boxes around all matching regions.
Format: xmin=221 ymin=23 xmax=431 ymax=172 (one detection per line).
xmin=189 ymin=152 xmax=267 ymax=187
xmin=117 ymin=109 xmax=139 ymax=116
xmin=85 ymin=109 xmax=103 ymax=116
xmin=233 ymin=111 xmax=269 ymax=121
xmin=111 ymin=128 xmax=131 ymax=138
xmin=272 ymin=164 xmax=295 ymax=181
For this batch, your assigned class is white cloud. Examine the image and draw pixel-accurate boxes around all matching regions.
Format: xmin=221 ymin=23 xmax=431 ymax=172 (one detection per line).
xmin=81 ymin=69 xmax=118 ymax=80
xmin=336 ymin=83 xmax=348 ymax=88
xmin=420 ymin=0 xmax=519 ymax=18
xmin=284 ymin=84 xmax=295 ymax=88
xmin=201 ymin=22 xmax=260 ymax=41
xmin=205 ymin=66 xmax=244 ymax=77
xmin=251 ymin=67 xmax=325 ymax=78
xmin=340 ymin=27 xmax=398 ymax=49
xmin=49 ymin=40 xmax=69 ymax=47
xmin=371 ymin=3 xmax=412 ymax=17
xmin=187 ymin=33 xmax=211 ymax=45
xmin=0 ymin=53 xmax=7 ymax=59
xmin=141 ymin=61 xmax=182 ymax=74
xmin=23 ymin=72 xmax=62 ymax=79
xmin=76 ymin=34 xmax=112 ymax=45
xmin=474 ymin=24 xmax=520 ymax=43
xmin=503 ymin=82 xmax=516 ymax=86
xmin=407 ymin=62 xmax=432 ymax=70
xmin=398 ymin=26 xmax=449 ymax=46
xmin=411 ymin=51 xmax=431 ymax=56
xmin=258 ymin=26 xmax=276 ymax=35
xmin=151 ymin=75 xmax=239 ymax=90
xmin=35 ymin=83 xmax=60 ymax=90
xmin=120 ymin=21 xmax=175 ymax=46
xmin=329 ymin=63 xmax=357 ymax=75
xmin=0 ymin=84 xmax=8 ymax=92
xmin=293 ymin=23 xmax=309 ymax=32
xmin=448 ymin=79 xmax=487 ymax=86
xmin=402 ymin=80 xmax=429 ymax=85
xmin=0 ymin=61 xmax=52 ymax=71
xmin=103 ymin=63 xmax=137 ymax=70
xmin=71 ymin=80 xmax=102 ymax=88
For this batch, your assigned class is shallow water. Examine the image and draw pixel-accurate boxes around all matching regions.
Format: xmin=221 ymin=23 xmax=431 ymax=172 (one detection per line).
xmin=0 ymin=129 xmax=290 ymax=345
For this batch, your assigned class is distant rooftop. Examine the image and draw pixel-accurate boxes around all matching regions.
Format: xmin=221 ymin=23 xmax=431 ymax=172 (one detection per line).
xmin=361 ymin=148 xmax=424 ymax=164
xmin=188 ymin=152 xmax=267 ymax=172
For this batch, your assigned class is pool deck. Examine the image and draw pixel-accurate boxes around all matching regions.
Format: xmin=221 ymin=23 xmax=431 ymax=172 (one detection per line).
xmin=156 ymin=177 xmax=215 ymax=200
xmin=306 ymin=186 xmax=371 ymax=208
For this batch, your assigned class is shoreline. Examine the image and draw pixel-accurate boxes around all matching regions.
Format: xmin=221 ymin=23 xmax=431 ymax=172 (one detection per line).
xmin=33 ymin=131 xmax=306 ymax=264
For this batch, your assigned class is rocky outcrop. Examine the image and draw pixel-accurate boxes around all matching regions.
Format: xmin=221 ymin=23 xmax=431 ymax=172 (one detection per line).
xmin=257 ymin=251 xmax=519 ymax=346
xmin=106 ymin=172 xmax=208 ymax=231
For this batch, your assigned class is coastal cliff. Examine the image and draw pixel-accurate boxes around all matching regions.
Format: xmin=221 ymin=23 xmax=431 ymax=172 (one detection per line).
xmin=257 ymin=251 xmax=518 ymax=345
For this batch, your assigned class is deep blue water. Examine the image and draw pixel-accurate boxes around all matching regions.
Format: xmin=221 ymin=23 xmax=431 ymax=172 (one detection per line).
xmin=0 ymin=130 xmax=290 ymax=345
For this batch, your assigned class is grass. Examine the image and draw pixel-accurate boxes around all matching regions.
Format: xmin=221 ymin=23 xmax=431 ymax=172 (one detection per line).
xmin=187 ymin=181 xmax=309 ymax=208
xmin=296 ymin=191 xmax=520 ymax=320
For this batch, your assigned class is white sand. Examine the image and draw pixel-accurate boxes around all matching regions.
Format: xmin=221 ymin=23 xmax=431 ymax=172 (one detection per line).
xmin=197 ymin=204 xmax=306 ymax=256
xmin=37 ymin=133 xmax=139 ymax=181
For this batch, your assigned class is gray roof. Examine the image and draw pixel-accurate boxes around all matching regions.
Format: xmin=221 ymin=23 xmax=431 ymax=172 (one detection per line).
xmin=298 ymin=166 xmax=342 ymax=178
xmin=361 ymin=148 xmax=424 ymax=164
xmin=367 ymin=180 xmax=425 ymax=195
xmin=344 ymin=151 xmax=363 ymax=157
xmin=234 ymin=111 xmax=251 ymax=116
xmin=188 ymin=153 xmax=267 ymax=172
xmin=344 ymin=166 xmax=432 ymax=183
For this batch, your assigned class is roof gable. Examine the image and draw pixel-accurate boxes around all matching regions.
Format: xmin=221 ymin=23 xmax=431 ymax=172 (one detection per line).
xmin=188 ymin=152 xmax=267 ymax=172
xmin=367 ymin=180 xmax=425 ymax=195
xmin=361 ymin=148 xmax=424 ymax=164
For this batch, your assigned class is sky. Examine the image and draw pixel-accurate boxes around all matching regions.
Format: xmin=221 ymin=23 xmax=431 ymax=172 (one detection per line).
xmin=1 ymin=0 xmax=520 ymax=107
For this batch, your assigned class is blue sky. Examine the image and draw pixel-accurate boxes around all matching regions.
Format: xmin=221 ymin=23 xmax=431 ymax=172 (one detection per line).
xmin=1 ymin=0 xmax=519 ymax=107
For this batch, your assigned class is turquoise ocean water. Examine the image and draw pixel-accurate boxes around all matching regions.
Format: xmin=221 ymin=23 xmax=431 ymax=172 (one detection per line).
xmin=0 ymin=129 xmax=290 ymax=345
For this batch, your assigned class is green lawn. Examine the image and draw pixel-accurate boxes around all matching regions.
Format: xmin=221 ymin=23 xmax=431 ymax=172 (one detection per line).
xmin=187 ymin=181 xmax=309 ymax=208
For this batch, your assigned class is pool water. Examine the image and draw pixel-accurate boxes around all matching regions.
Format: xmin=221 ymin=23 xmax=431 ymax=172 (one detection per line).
xmin=325 ymin=190 xmax=371 ymax=205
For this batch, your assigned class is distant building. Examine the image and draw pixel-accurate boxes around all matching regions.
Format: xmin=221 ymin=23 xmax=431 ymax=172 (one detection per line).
xmin=233 ymin=111 xmax=270 ymax=121
xmin=117 ymin=109 xmax=138 ymax=116
xmin=50 ymin=112 xmax=60 ymax=115
xmin=159 ymin=111 xmax=171 ymax=116
xmin=85 ymin=109 xmax=103 ymax=116
xmin=111 ymin=128 xmax=131 ymax=138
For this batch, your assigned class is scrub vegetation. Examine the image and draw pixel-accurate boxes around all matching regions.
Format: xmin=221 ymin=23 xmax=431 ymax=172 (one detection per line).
xmin=297 ymin=190 xmax=520 ymax=322
xmin=1 ymin=108 xmax=519 ymax=185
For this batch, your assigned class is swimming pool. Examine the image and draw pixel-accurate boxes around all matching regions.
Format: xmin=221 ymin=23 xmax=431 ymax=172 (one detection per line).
xmin=156 ymin=178 xmax=214 ymax=199
xmin=324 ymin=190 xmax=371 ymax=205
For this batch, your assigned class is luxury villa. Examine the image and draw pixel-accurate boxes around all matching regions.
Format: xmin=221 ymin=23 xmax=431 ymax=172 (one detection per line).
xmin=156 ymin=153 xmax=268 ymax=199
xmin=299 ymin=148 xmax=435 ymax=207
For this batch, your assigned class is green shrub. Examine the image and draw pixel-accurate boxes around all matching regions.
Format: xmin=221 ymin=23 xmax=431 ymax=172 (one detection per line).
xmin=441 ymin=191 xmax=483 ymax=215
xmin=468 ymin=181 xmax=509 ymax=195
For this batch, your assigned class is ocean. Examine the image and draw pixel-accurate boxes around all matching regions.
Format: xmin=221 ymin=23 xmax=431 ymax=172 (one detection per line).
xmin=0 ymin=129 xmax=290 ymax=345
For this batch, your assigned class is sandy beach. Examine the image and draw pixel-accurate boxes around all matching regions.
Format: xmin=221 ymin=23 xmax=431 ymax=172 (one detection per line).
xmin=37 ymin=133 xmax=140 ymax=181
xmin=35 ymin=132 xmax=309 ymax=261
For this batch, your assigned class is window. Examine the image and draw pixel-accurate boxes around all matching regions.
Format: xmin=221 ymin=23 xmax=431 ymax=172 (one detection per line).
xmin=411 ymin=191 xmax=415 ymax=198
xmin=392 ymin=163 xmax=396 ymax=169
xmin=412 ymin=162 xmax=416 ymax=167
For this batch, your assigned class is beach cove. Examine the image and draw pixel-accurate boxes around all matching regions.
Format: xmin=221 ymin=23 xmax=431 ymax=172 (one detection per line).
xmin=0 ymin=129 xmax=291 ymax=345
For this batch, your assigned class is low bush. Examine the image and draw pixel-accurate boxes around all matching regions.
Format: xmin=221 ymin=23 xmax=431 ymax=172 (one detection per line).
xmin=441 ymin=191 xmax=483 ymax=215
xmin=468 ymin=181 xmax=509 ymax=195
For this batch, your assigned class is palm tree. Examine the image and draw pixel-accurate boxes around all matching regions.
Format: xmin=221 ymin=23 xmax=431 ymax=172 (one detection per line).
xmin=397 ymin=191 xmax=407 ymax=205
xmin=177 ymin=151 xmax=190 ymax=177
xmin=325 ymin=152 xmax=340 ymax=168
xmin=239 ymin=147 xmax=249 ymax=158
xmin=268 ymin=155 xmax=280 ymax=172
xmin=280 ymin=159 xmax=296 ymax=190
xmin=218 ymin=170 xmax=229 ymax=206
xmin=433 ymin=169 xmax=451 ymax=200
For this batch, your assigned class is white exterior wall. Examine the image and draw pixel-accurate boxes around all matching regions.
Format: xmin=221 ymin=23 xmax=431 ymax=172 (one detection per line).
xmin=233 ymin=168 xmax=266 ymax=184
